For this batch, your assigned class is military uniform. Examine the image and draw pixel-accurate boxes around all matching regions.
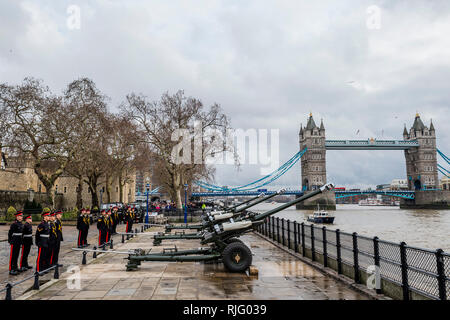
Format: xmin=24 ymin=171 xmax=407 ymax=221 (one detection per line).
xmin=8 ymin=211 xmax=24 ymax=275
xmin=51 ymin=211 xmax=63 ymax=266
xmin=35 ymin=211 xmax=51 ymax=272
xmin=77 ymin=209 xmax=90 ymax=247
xmin=20 ymin=215 xmax=33 ymax=271
xmin=107 ymin=212 xmax=114 ymax=243
xmin=97 ymin=211 xmax=108 ymax=246
xmin=112 ymin=208 xmax=119 ymax=234
xmin=125 ymin=209 xmax=134 ymax=233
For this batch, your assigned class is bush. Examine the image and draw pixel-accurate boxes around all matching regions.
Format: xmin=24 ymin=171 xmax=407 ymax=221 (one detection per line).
xmin=6 ymin=206 xmax=16 ymax=221
xmin=62 ymin=210 xmax=78 ymax=221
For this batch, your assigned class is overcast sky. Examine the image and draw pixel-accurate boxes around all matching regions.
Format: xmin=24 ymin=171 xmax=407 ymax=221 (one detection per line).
xmin=1 ymin=0 xmax=449 ymax=190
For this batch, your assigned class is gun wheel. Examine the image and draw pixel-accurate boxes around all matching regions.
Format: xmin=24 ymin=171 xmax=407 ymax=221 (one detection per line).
xmin=224 ymin=238 xmax=243 ymax=245
xmin=222 ymin=242 xmax=252 ymax=273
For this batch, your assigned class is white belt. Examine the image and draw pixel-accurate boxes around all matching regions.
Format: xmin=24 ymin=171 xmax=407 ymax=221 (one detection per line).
xmin=23 ymin=234 xmax=33 ymax=237
xmin=12 ymin=233 xmax=22 ymax=236
xmin=40 ymin=234 xmax=49 ymax=238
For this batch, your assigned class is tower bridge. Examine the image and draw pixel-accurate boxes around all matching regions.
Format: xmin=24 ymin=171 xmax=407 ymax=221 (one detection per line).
xmin=193 ymin=113 xmax=449 ymax=209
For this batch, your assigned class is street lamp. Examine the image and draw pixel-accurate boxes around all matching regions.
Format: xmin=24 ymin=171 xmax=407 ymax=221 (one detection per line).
xmin=145 ymin=179 xmax=150 ymax=224
xmin=184 ymin=184 xmax=188 ymax=223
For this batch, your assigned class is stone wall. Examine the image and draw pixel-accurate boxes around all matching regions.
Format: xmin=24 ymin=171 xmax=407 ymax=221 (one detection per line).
xmin=401 ymin=190 xmax=450 ymax=209
xmin=0 ymin=190 xmax=64 ymax=216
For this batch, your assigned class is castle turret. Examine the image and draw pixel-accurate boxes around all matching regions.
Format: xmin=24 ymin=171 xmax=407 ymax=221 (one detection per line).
xmin=404 ymin=113 xmax=438 ymax=190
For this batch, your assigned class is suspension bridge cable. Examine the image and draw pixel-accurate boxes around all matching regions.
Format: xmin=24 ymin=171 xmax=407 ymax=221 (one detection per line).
xmin=438 ymin=164 xmax=450 ymax=174
xmin=438 ymin=168 xmax=450 ymax=179
xmin=194 ymin=148 xmax=308 ymax=191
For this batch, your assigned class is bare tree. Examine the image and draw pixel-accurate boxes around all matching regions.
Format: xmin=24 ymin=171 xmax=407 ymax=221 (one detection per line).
xmin=121 ymin=90 xmax=235 ymax=209
xmin=0 ymin=78 xmax=84 ymax=206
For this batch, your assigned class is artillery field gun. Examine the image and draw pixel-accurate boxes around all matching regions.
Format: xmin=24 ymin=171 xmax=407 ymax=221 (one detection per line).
xmin=163 ymin=192 xmax=266 ymax=232
xmin=156 ymin=190 xmax=286 ymax=245
xmin=125 ymin=183 xmax=334 ymax=273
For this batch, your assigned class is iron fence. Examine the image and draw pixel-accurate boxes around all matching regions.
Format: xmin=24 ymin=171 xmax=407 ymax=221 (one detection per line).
xmin=258 ymin=218 xmax=449 ymax=300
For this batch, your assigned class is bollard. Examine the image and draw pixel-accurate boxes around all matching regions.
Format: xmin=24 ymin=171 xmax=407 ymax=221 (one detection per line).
xmin=110 ymin=239 xmax=114 ymax=250
xmin=5 ymin=283 xmax=12 ymax=300
xmin=399 ymin=242 xmax=409 ymax=300
xmin=352 ymin=232 xmax=360 ymax=284
xmin=135 ymin=228 xmax=138 ymax=234
xmin=82 ymin=251 xmax=87 ymax=265
xmin=336 ymin=229 xmax=342 ymax=274
xmin=141 ymin=226 xmax=144 ymax=233
xmin=93 ymin=246 xmax=97 ymax=258
xmin=33 ymin=272 xmax=40 ymax=290
xmin=54 ymin=265 xmax=59 ymax=279
xmin=373 ymin=236 xmax=381 ymax=294
xmin=122 ymin=234 xmax=125 ymax=243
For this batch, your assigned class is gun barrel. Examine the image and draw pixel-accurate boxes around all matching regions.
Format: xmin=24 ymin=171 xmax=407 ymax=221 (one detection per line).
xmin=254 ymin=183 xmax=334 ymax=221
xmin=235 ymin=190 xmax=285 ymax=213
xmin=225 ymin=193 xmax=264 ymax=211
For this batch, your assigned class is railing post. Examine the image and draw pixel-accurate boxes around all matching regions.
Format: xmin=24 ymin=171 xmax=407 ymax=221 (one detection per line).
xmin=93 ymin=246 xmax=97 ymax=259
xmin=135 ymin=228 xmax=138 ymax=234
xmin=54 ymin=265 xmax=59 ymax=279
xmin=264 ymin=218 xmax=268 ymax=236
xmin=122 ymin=234 xmax=125 ymax=243
xmin=281 ymin=219 xmax=285 ymax=246
xmin=399 ymin=242 xmax=409 ymax=300
xmin=110 ymin=239 xmax=114 ymax=249
xmin=322 ymin=226 xmax=328 ymax=268
xmin=33 ymin=272 xmax=40 ymax=290
xmin=82 ymin=251 xmax=87 ymax=265
xmin=293 ymin=221 xmax=298 ymax=253
xmin=272 ymin=217 xmax=275 ymax=241
xmin=287 ymin=220 xmax=291 ymax=249
xmin=436 ymin=249 xmax=447 ymax=300
xmin=373 ymin=236 xmax=382 ymax=294
xmin=336 ymin=229 xmax=342 ymax=274
xmin=276 ymin=217 xmax=280 ymax=243
xmin=310 ymin=224 xmax=315 ymax=261
xmin=352 ymin=232 xmax=360 ymax=283
xmin=5 ymin=283 xmax=12 ymax=300
xmin=141 ymin=226 xmax=144 ymax=233
xmin=301 ymin=223 xmax=306 ymax=257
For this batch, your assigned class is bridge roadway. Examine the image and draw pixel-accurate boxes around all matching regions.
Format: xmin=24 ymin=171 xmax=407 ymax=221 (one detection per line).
xmin=324 ymin=139 xmax=419 ymax=150
xmin=192 ymin=190 xmax=416 ymax=200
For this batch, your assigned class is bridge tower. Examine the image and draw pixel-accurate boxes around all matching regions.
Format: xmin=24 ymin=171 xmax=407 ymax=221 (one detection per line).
xmin=298 ymin=113 xmax=335 ymax=209
xmin=403 ymin=113 xmax=439 ymax=190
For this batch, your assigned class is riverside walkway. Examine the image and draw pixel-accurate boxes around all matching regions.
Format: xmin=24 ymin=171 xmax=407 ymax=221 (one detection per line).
xmin=5 ymin=225 xmax=369 ymax=300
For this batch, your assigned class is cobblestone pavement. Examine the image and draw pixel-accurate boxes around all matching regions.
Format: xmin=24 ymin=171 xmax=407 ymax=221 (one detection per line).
xmin=0 ymin=222 xmax=129 ymax=299
xmin=10 ymin=225 xmax=369 ymax=300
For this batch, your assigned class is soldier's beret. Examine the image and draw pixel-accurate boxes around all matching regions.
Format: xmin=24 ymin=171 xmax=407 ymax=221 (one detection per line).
xmin=42 ymin=212 xmax=50 ymax=217
xmin=15 ymin=211 xmax=23 ymax=216
xmin=24 ymin=214 xmax=32 ymax=219
xmin=55 ymin=210 xmax=62 ymax=215
xmin=50 ymin=212 xmax=56 ymax=216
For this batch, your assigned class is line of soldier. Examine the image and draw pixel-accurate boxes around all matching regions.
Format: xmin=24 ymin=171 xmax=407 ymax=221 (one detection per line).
xmin=8 ymin=208 xmax=63 ymax=276
xmin=96 ymin=206 xmax=136 ymax=246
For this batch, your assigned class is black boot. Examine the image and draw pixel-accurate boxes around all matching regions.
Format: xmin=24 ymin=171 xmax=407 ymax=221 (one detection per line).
xmin=9 ymin=270 xmax=19 ymax=276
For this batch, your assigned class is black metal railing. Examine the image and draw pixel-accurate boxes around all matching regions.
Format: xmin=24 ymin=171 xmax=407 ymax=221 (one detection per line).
xmin=0 ymin=264 xmax=60 ymax=300
xmin=256 ymin=218 xmax=449 ymax=300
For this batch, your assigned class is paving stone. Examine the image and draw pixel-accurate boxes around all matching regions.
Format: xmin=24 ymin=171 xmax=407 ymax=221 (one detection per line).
xmin=107 ymin=288 xmax=137 ymax=296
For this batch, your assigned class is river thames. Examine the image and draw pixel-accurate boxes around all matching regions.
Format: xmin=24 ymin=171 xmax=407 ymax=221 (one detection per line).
xmin=252 ymin=202 xmax=450 ymax=251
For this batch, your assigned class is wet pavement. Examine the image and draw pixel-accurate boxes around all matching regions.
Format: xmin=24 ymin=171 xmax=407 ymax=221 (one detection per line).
xmin=8 ymin=225 xmax=369 ymax=300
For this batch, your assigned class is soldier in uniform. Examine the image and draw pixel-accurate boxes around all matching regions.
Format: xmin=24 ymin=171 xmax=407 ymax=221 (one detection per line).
xmin=51 ymin=210 xmax=63 ymax=266
xmin=83 ymin=209 xmax=91 ymax=246
xmin=112 ymin=206 xmax=119 ymax=234
xmin=48 ymin=212 xmax=58 ymax=267
xmin=8 ymin=210 xmax=24 ymax=275
xmin=97 ymin=210 xmax=108 ymax=246
xmin=19 ymin=214 xmax=33 ymax=271
xmin=105 ymin=210 xmax=113 ymax=243
xmin=35 ymin=209 xmax=51 ymax=272
xmin=77 ymin=209 xmax=85 ymax=248
xmin=125 ymin=207 xmax=134 ymax=234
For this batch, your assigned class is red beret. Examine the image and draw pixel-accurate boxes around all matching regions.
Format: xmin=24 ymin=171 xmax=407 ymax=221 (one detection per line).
xmin=15 ymin=211 xmax=23 ymax=216
xmin=42 ymin=212 xmax=50 ymax=217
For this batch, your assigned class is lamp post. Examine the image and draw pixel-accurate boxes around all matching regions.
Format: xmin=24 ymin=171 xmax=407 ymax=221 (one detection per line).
xmin=184 ymin=184 xmax=188 ymax=223
xmin=145 ymin=181 xmax=150 ymax=224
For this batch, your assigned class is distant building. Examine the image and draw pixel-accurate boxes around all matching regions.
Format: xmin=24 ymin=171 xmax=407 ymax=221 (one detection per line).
xmin=390 ymin=179 xmax=409 ymax=190
xmin=441 ymin=177 xmax=450 ymax=191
